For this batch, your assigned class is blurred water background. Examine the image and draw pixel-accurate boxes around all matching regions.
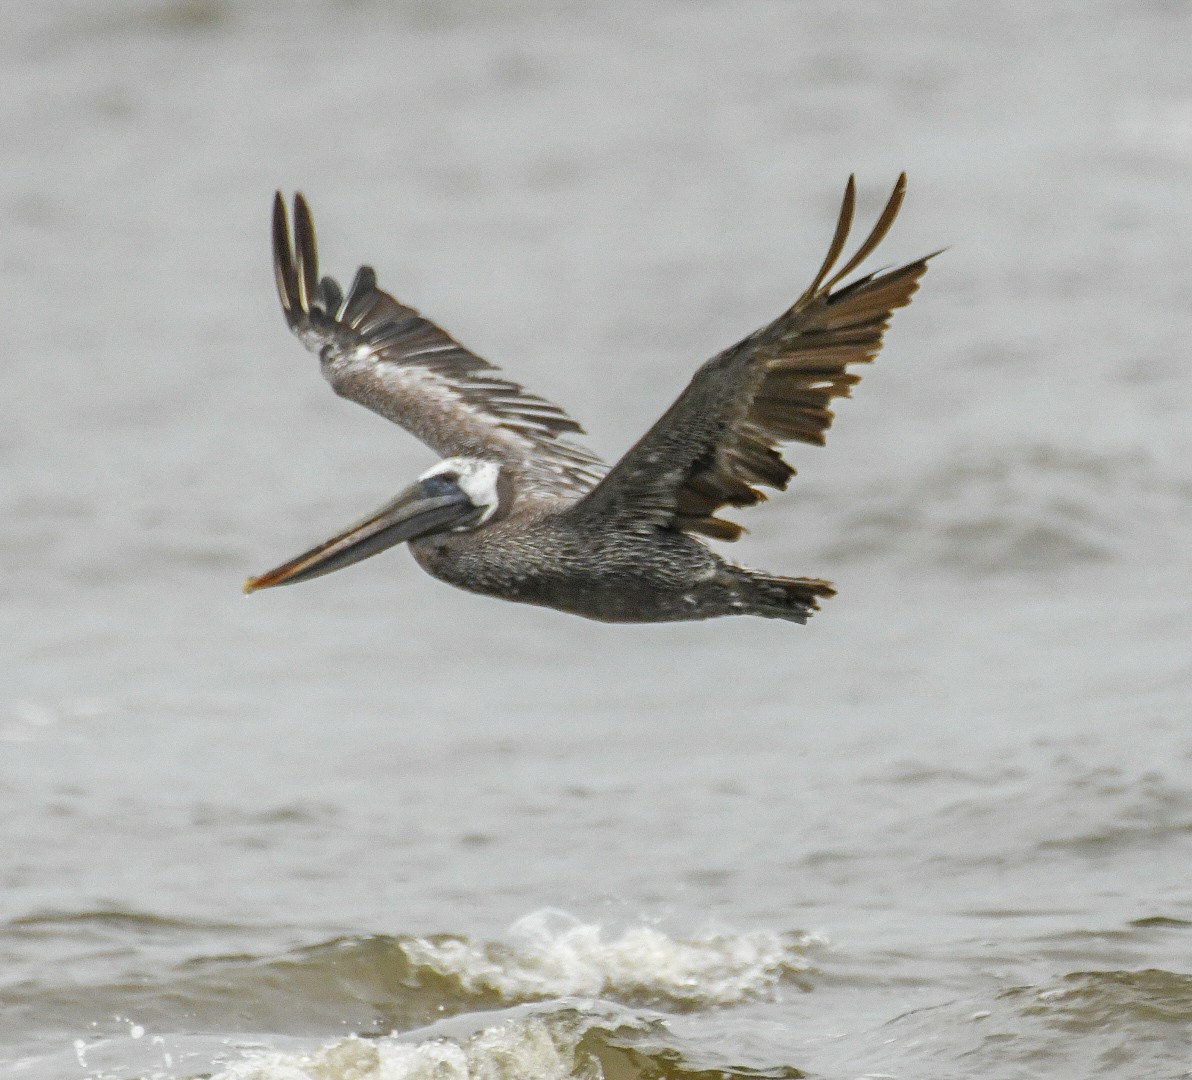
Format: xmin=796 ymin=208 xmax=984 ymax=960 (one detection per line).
xmin=3 ymin=1 xmax=1192 ymax=1077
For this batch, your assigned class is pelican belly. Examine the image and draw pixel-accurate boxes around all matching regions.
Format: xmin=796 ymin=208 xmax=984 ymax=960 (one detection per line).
xmin=409 ymin=519 xmax=740 ymax=623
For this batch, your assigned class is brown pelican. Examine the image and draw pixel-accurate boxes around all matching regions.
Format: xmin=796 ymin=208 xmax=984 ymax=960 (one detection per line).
xmin=245 ymin=177 xmax=932 ymax=623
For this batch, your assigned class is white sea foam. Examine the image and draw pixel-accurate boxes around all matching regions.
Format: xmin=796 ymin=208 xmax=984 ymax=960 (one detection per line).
xmin=213 ymin=1014 xmax=591 ymax=1080
xmin=400 ymin=909 xmax=818 ymax=1006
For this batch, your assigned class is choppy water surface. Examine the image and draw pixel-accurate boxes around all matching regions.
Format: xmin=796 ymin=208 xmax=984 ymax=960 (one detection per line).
xmin=3 ymin=1 xmax=1192 ymax=1077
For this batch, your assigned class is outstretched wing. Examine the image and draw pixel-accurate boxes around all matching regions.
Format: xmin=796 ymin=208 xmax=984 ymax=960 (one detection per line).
xmin=566 ymin=175 xmax=932 ymax=540
xmin=272 ymin=193 xmax=606 ymax=498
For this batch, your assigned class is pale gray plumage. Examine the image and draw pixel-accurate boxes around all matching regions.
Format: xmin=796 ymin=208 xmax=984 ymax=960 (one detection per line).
xmin=247 ymin=178 xmax=934 ymax=623
xmin=272 ymin=194 xmax=606 ymax=501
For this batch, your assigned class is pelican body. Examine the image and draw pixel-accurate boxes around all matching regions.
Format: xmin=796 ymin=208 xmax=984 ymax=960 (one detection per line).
xmin=246 ymin=178 xmax=933 ymax=623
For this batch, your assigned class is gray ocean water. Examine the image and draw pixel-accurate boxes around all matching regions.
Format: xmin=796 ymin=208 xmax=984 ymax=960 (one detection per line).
xmin=3 ymin=1 xmax=1192 ymax=1077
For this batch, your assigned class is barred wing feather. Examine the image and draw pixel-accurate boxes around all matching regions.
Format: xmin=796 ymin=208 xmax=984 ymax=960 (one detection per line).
xmin=568 ymin=175 xmax=933 ymax=540
xmin=272 ymin=193 xmax=606 ymax=499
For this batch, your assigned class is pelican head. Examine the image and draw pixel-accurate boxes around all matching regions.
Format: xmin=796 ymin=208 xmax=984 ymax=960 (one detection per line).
xmin=244 ymin=457 xmax=501 ymax=593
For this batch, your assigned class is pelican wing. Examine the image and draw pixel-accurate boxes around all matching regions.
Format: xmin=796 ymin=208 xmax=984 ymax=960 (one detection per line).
xmin=272 ymin=193 xmax=606 ymax=498
xmin=567 ymin=175 xmax=932 ymax=540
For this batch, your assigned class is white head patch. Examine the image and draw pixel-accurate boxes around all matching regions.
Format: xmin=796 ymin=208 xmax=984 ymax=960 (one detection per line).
xmin=420 ymin=457 xmax=501 ymax=525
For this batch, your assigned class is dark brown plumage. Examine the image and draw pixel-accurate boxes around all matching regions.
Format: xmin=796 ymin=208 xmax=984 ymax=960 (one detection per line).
xmin=571 ymin=175 xmax=931 ymax=542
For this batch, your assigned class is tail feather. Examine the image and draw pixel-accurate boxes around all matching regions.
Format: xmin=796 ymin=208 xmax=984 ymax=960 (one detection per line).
xmin=731 ymin=569 xmax=836 ymax=624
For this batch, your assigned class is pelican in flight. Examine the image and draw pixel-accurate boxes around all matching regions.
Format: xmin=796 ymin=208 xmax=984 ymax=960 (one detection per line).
xmin=245 ymin=177 xmax=932 ymax=623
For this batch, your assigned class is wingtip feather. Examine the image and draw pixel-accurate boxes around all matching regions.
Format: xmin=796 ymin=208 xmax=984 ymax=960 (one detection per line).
xmin=272 ymin=191 xmax=298 ymax=323
xmin=292 ymin=193 xmax=319 ymax=316
xmin=802 ymin=174 xmax=856 ymax=301
xmin=822 ymin=173 xmax=908 ymax=292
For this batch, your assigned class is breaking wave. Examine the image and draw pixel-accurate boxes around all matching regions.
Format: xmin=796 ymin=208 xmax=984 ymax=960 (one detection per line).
xmin=212 ymin=1004 xmax=808 ymax=1080
xmin=398 ymin=909 xmax=818 ymax=1008
xmin=1 ymin=910 xmax=819 ymax=1047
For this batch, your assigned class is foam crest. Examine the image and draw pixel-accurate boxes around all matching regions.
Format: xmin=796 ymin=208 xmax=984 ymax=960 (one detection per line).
xmin=214 ymin=1014 xmax=595 ymax=1080
xmin=210 ymin=1003 xmax=810 ymax=1080
xmin=400 ymin=910 xmax=817 ymax=1007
